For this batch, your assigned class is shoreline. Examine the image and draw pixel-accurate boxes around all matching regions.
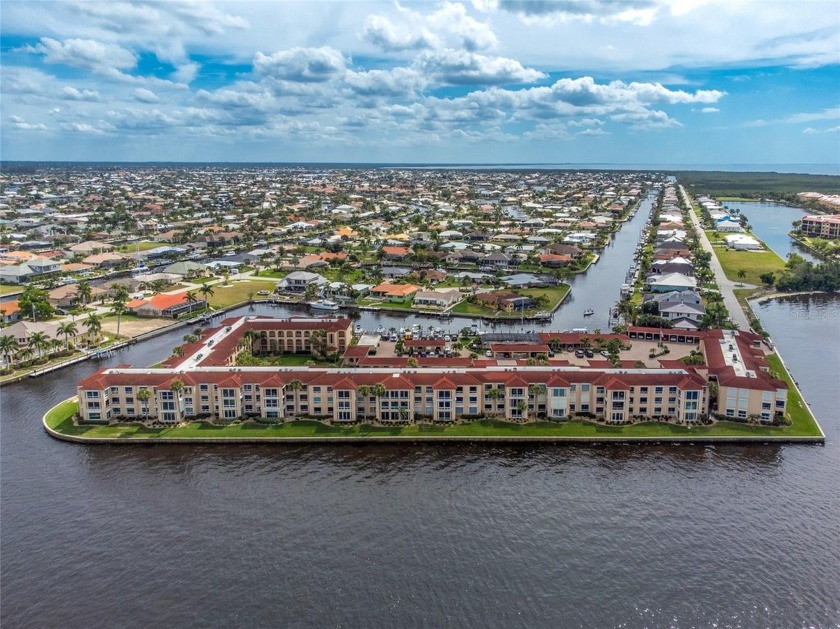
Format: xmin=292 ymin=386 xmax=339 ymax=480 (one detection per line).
xmin=42 ymin=397 xmax=826 ymax=446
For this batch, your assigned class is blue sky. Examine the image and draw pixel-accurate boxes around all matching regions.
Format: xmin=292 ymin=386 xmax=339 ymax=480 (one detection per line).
xmin=1 ymin=0 xmax=838 ymax=165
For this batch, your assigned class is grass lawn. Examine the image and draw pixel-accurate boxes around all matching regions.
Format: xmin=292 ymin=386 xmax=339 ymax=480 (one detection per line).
xmin=520 ymin=284 xmax=570 ymax=309
xmin=116 ymin=241 xmax=164 ymax=252
xmin=764 ymin=353 xmax=823 ymax=436
xmin=713 ymin=247 xmax=786 ymax=285
xmin=189 ymin=276 xmax=217 ymax=284
xmin=0 ymin=284 xmax=21 ymax=296
xmin=450 ymin=301 xmax=496 ymax=316
xmin=207 ymin=280 xmax=278 ymax=308
xmin=45 ymin=401 xmax=823 ymax=441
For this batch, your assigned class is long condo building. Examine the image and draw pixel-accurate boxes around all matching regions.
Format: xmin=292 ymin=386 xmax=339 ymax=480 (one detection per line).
xmin=76 ymin=317 xmax=788 ymax=425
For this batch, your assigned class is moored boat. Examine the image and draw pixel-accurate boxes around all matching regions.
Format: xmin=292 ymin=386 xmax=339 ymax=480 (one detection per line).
xmin=309 ymin=299 xmax=340 ymax=311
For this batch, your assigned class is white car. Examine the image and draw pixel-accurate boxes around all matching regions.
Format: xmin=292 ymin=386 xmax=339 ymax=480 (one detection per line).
xmin=257 ymin=290 xmax=270 ymax=296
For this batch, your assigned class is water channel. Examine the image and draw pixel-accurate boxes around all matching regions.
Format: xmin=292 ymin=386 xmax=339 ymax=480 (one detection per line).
xmin=3 ymin=193 xmax=840 ymax=627
xmin=721 ymin=199 xmax=819 ymax=263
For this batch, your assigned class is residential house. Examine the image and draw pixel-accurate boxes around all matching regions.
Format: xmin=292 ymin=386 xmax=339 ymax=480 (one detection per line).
xmin=277 ymin=271 xmax=329 ymax=293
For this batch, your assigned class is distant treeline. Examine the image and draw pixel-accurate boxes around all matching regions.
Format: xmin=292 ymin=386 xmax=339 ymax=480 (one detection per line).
xmin=676 ymin=171 xmax=840 ymax=198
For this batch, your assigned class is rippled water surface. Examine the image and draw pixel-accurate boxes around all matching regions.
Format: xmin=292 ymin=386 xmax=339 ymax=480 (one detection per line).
xmin=2 ymin=299 xmax=839 ymax=626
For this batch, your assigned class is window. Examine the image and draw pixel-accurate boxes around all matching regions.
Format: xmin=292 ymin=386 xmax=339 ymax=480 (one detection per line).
xmin=85 ymin=391 xmax=99 ymax=399
xmin=581 ymin=384 xmax=590 ymax=392
xmin=125 ymin=386 xmax=133 ymax=394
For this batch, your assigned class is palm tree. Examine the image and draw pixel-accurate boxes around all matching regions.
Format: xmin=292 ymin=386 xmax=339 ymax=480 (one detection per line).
xmin=57 ymin=321 xmax=78 ymax=352
xmin=28 ymin=331 xmax=50 ymax=360
xmin=76 ymin=281 xmax=93 ymax=308
xmin=137 ymin=387 xmax=152 ymax=419
xmin=287 ymin=379 xmax=303 ymax=415
xmin=185 ymin=290 xmax=199 ymax=316
xmin=199 ymin=283 xmax=215 ymax=309
xmin=84 ymin=313 xmax=102 ymax=345
xmin=0 ymin=334 xmax=17 ymax=367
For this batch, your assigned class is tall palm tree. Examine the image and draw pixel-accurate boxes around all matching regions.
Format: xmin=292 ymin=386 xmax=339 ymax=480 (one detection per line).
xmin=199 ymin=283 xmax=215 ymax=310
xmin=185 ymin=290 xmax=198 ymax=316
xmin=137 ymin=387 xmax=152 ymax=419
xmin=57 ymin=321 xmax=78 ymax=352
xmin=0 ymin=334 xmax=17 ymax=366
xmin=48 ymin=338 xmax=63 ymax=356
xmin=28 ymin=331 xmax=50 ymax=360
xmin=76 ymin=281 xmax=93 ymax=308
xmin=287 ymin=379 xmax=303 ymax=415
xmin=84 ymin=313 xmax=102 ymax=345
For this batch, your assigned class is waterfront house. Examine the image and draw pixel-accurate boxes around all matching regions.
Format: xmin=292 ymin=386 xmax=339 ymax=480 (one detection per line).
xmin=475 ymin=291 xmax=536 ymax=312
xmin=724 ymin=234 xmax=763 ymax=250
xmin=412 ymin=290 xmax=460 ymax=309
xmin=127 ymin=291 xmax=206 ymax=318
xmin=646 ymin=272 xmax=697 ymax=293
xmin=277 ymin=271 xmax=329 ymax=293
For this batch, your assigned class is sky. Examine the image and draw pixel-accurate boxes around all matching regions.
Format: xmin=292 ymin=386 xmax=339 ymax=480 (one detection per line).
xmin=1 ymin=0 xmax=839 ymax=165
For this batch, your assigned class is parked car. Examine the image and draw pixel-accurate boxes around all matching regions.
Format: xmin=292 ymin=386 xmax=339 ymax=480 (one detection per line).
xmin=585 ymin=349 xmax=595 ymax=358
xmin=575 ymin=349 xmax=585 ymax=358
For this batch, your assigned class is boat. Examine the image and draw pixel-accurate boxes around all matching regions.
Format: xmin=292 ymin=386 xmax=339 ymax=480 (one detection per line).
xmin=309 ymin=299 xmax=340 ymax=311
xmin=583 ymin=309 xmax=594 ymax=316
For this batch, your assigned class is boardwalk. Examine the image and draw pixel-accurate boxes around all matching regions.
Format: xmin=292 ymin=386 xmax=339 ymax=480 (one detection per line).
xmin=680 ymin=185 xmax=753 ymax=331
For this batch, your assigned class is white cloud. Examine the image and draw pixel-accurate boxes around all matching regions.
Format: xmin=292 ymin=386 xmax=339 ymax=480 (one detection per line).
xmin=27 ymin=37 xmax=137 ymax=77
xmin=700 ymin=106 xmax=719 ymax=113
xmin=345 ymin=67 xmax=426 ymax=97
xmin=576 ymin=127 xmax=609 ymax=136
xmin=253 ymin=47 xmax=346 ymax=83
xmin=414 ymin=49 xmax=546 ymax=85
xmin=364 ymin=2 xmax=498 ymax=52
xmin=802 ymin=127 xmax=819 ymax=134
xmin=783 ymin=107 xmax=840 ymax=124
xmin=61 ymin=86 xmax=101 ymax=101
xmin=8 ymin=115 xmax=47 ymax=131
xmin=132 ymin=88 xmax=159 ymax=103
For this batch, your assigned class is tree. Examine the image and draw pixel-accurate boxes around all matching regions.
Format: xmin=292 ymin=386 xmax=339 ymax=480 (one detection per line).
xmin=0 ymin=334 xmax=17 ymax=366
xmin=77 ymin=281 xmax=93 ymax=307
xmin=287 ymin=379 xmax=303 ymax=411
xmin=137 ymin=387 xmax=152 ymax=419
xmin=28 ymin=331 xmax=50 ymax=360
xmin=737 ymin=269 xmax=747 ymax=282
xmin=19 ymin=285 xmax=54 ymax=321
xmin=83 ymin=313 xmax=102 ymax=345
xmin=185 ymin=290 xmax=199 ymax=316
xmin=760 ymin=272 xmax=775 ymax=287
xmin=110 ymin=286 xmax=130 ymax=338
xmin=57 ymin=321 xmax=78 ymax=351
xmin=199 ymin=283 xmax=215 ymax=308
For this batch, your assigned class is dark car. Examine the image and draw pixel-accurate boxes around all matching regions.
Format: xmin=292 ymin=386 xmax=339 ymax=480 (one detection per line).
xmin=585 ymin=349 xmax=595 ymax=358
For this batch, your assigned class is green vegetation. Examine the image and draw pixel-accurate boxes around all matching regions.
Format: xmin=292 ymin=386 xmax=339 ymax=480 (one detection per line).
xmin=116 ymin=241 xmax=164 ymax=252
xmin=712 ymin=246 xmax=786 ymax=286
xmin=519 ymin=285 xmax=570 ymax=309
xmin=0 ymin=284 xmax=20 ymax=296
xmin=773 ymin=254 xmax=840 ymax=292
xmin=678 ymin=171 xmax=840 ymax=197
xmin=46 ymin=399 xmax=823 ymax=441
xmin=207 ymin=280 xmax=277 ymax=307
xmin=235 ymin=352 xmax=337 ymax=367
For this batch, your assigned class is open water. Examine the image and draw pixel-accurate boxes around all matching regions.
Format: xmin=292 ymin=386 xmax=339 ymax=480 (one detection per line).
xmin=2 ymin=200 xmax=840 ymax=627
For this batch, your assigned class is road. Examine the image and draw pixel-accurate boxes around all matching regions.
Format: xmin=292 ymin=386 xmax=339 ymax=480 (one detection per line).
xmin=680 ymin=185 xmax=754 ymax=331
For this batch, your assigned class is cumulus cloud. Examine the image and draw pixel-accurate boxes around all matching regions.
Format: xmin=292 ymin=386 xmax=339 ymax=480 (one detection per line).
xmin=364 ymin=2 xmax=497 ymax=52
xmin=27 ymin=37 xmax=136 ymax=77
xmin=700 ymin=106 xmax=719 ymax=113
xmin=8 ymin=115 xmax=47 ymax=131
xmin=576 ymin=127 xmax=609 ymax=136
xmin=132 ymin=88 xmax=159 ymax=103
xmin=61 ymin=86 xmax=101 ymax=101
xmin=415 ymin=49 xmax=546 ymax=85
xmin=611 ymin=109 xmax=681 ymax=129
xmin=345 ymin=67 xmax=426 ymax=97
xmin=253 ymin=47 xmax=346 ymax=83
